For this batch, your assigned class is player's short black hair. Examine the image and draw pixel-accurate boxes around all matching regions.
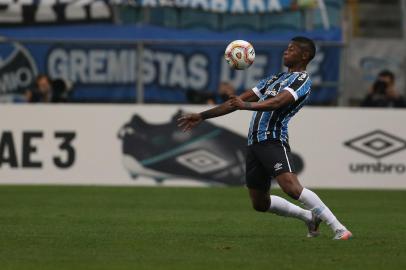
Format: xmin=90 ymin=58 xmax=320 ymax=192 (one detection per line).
xmin=291 ymin=36 xmax=316 ymax=62
xmin=378 ymin=70 xmax=395 ymax=82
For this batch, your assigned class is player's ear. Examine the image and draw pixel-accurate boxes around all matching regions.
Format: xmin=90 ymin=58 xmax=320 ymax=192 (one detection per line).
xmin=302 ymin=51 xmax=310 ymax=62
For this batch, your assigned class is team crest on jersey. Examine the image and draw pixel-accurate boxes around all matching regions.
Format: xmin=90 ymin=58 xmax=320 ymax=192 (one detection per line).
xmin=298 ymin=73 xmax=307 ymax=81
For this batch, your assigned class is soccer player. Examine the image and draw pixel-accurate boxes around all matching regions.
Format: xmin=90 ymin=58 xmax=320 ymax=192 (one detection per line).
xmin=177 ymin=36 xmax=352 ymax=240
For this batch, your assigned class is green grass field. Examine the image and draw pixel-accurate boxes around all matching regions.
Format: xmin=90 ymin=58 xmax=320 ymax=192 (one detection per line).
xmin=0 ymin=186 xmax=405 ymax=270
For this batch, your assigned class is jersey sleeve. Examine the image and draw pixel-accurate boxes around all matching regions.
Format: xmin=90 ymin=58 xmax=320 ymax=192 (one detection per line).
xmin=283 ymin=72 xmax=311 ymax=101
xmin=251 ymin=77 xmax=269 ymax=98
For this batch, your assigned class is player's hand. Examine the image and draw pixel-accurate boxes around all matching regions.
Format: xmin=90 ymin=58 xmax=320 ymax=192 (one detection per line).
xmin=177 ymin=113 xmax=203 ymax=132
xmin=228 ymin=95 xmax=246 ymax=110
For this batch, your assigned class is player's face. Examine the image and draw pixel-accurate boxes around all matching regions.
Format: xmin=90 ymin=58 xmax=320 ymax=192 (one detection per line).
xmin=283 ymin=42 xmax=303 ymax=67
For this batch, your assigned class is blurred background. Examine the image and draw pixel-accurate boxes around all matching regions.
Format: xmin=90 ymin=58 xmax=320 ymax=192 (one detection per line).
xmin=1 ymin=0 xmax=406 ymax=188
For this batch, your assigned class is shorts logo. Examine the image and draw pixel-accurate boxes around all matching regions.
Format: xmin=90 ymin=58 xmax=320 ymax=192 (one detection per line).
xmin=274 ymin=163 xmax=283 ymax=171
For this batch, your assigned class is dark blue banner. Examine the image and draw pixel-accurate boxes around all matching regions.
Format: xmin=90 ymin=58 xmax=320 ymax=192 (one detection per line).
xmin=0 ymin=24 xmax=341 ymax=103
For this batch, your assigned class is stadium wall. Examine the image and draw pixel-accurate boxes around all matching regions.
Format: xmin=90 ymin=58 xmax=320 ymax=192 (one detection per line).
xmin=0 ymin=105 xmax=405 ymax=189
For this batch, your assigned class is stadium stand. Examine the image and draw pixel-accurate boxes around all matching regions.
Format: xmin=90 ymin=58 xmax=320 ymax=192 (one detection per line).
xmin=220 ymin=14 xmax=262 ymax=31
xmin=0 ymin=0 xmax=346 ymax=105
xmin=118 ymin=0 xmax=343 ymax=32
xmin=262 ymin=11 xmax=302 ymax=31
xmin=179 ymin=10 xmax=219 ymax=30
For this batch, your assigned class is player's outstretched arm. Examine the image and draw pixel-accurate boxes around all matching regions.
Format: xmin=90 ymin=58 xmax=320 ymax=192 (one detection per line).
xmin=177 ymin=89 xmax=258 ymax=132
xmin=229 ymin=90 xmax=294 ymax=111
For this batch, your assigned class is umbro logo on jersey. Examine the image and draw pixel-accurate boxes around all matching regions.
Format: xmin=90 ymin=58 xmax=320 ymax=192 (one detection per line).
xmin=274 ymin=163 xmax=283 ymax=171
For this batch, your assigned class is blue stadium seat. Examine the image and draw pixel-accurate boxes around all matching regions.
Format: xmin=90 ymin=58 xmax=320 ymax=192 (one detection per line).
xmin=262 ymin=11 xmax=302 ymax=31
xmin=179 ymin=10 xmax=219 ymax=30
xmin=313 ymin=4 xmax=342 ymax=29
xmin=149 ymin=8 xmax=179 ymax=28
xmin=119 ymin=6 xmax=143 ymax=24
xmin=325 ymin=0 xmax=343 ymax=8
xmin=221 ymin=14 xmax=262 ymax=31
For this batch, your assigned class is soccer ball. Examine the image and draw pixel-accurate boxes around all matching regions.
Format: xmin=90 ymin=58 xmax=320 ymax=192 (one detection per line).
xmin=224 ymin=40 xmax=255 ymax=70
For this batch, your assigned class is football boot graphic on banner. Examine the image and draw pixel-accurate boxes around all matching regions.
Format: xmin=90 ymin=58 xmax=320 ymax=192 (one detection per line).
xmin=118 ymin=110 xmax=246 ymax=186
xmin=118 ymin=110 xmax=304 ymax=186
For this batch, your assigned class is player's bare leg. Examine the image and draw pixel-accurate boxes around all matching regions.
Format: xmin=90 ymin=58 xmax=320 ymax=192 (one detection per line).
xmin=248 ymin=188 xmax=270 ymax=212
xmin=248 ymin=188 xmax=320 ymax=237
xmin=275 ymin=172 xmax=352 ymax=240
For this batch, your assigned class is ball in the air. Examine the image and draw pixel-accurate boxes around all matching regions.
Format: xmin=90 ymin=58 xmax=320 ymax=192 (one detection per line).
xmin=224 ymin=40 xmax=255 ymax=70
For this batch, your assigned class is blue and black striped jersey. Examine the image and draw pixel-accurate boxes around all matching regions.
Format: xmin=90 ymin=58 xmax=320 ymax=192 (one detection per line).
xmin=248 ymin=71 xmax=311 ymax=145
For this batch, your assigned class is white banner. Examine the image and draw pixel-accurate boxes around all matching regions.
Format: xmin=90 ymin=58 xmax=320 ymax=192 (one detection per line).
xmin=0 ymin=105 xmax=405 ymax=189
xmin=291 ymin=108 xmax=406 ymax=189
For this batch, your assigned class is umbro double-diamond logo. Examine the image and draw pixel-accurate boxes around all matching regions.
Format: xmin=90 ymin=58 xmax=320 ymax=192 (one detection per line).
xmin=274 ymin=163 xmax=283 ymax=171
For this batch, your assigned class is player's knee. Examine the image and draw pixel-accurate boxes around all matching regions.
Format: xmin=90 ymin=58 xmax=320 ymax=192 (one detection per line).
xmin=280 ymin=182 xmax=301 ymax=200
